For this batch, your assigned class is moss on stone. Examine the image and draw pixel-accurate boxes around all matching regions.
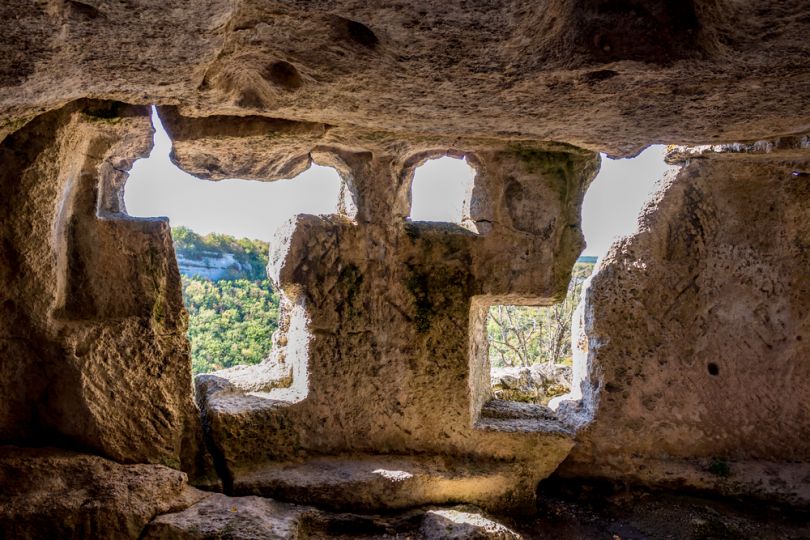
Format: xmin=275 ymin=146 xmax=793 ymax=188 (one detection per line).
xmin=337 ymin=263 xmax=364 ymax=319
xmin=707 ymin=458 xmax=731 ymax=478
xmin=158 ymin=456 xmax=182 ymax=470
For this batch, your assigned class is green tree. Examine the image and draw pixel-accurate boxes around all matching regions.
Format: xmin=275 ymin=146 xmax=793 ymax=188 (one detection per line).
xmin=183 ymin=276 xmax=280 ymax=375
xmin=172 ymin=227 xmax=279 ymax=375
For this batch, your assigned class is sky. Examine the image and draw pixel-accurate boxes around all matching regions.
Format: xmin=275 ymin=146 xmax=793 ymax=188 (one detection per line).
xmin=125 ymin=108 xmax=674 ymax=258
xmin=580 ymin=145 xmax=674 ymax=257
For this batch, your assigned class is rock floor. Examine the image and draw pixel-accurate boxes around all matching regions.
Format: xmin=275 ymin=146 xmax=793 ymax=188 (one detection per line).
xmin=521 ymin=478 xmax=810 ymax=540
xmin=3 ymin=446 xmax=809 ymax=539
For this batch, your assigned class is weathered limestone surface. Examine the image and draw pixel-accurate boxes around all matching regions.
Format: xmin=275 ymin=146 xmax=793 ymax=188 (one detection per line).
xmin=1 ymin=2 xmax=810 ymax=155
xmin=556 ymin=142 xmax=810 ymax=504
xmin=420 ymin=507 xmax=522 ymax=540
xmin=143 ymin=493 xmax=312 ymax=540
xmin=0 ymin=446 xmax=200 ymax=540
xmin=231 ymin=455 xmax=540 ymax=513
xmin=181 ymin=111 xmax=599 ymax=511
xmin=0 ymin=101 xmax=210 ymax=479
xmin=1 ymin=1 xmax=810 ymax=531
xmin=491 ymin=364 xmax=572 ymax=404
xmin=0 ymin=444 xmax=526 ymax=539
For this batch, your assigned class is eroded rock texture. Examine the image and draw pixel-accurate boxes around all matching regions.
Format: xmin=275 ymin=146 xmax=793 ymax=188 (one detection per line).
xmin=1 ymin=1 xmax=809 ymax=155
xmin=0 ymin=101 xmax=210 ymax=480
xmin=0 ymin=446 xmax=197 ymax=540
xmin=144 ymin=494 xmax=522 ymax=540
xmin=557 ymin=141 xmax=810 ymax=505
xmin=0 ymin=444 xmax=528 ymax=539
xmin=142 ymin=493 xmax=312 ymax=540
xmin=1 ymin=0 xmax=810 ymax=536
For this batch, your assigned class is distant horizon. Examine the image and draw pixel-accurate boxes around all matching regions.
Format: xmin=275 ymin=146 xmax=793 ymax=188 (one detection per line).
xmin=125 ymin=107 xmax=675 ymax=257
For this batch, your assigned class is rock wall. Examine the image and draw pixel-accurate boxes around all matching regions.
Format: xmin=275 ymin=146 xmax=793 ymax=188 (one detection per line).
xmin=0 ymin=0 xmax=809 ymax=531
xmin=556 ymin=142 xmax=810 ymax=504
xmin=0 ymin=446 xmax=196 ymax=540
xmin=4 ymin=98 xmax=806 ymax=513
xmin=0 ymin=101 xmax=209 ymax=480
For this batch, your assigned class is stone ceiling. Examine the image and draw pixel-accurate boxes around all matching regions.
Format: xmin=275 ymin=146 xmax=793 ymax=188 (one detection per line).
xmin=1 ymin=0 xmax=809 ymax=156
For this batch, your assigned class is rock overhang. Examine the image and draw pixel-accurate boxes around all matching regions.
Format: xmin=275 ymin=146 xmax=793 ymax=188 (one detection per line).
xmin=1 ymin=1 xmax=809 ymax=155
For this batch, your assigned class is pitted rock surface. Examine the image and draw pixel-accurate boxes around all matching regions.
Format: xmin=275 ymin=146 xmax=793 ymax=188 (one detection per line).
xmin=193 ymin=136 xmax=597 ymax=511
xmin=556 ymin=142 xmax=810 ymax=501
xmin=0 ymin=446 xmax=197 ymax=540
xmin=1 ymin=2 xmax=809 ymax=155
xmin=143 ymin=493 xmax=311 ymax=540
xmin=0 ymin=101 xmax=211 ymax=481
xmin=0 ymin=0 xmax=810 ymax=529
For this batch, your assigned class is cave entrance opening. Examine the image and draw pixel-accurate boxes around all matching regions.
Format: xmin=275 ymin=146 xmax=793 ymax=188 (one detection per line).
xmin=123 ymin=107 xmax=343 ymax=375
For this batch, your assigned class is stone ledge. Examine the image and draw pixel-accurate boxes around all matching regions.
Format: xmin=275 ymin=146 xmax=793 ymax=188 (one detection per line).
xmin=475 ymin=399 xmax=574 ymax=436
xmin=558 ymin=457 xmax=810 ymax=509
xmin=230 ymin=454 xmax=539 ymax=513
xmin=665 ymin=135 xmax=810 ymax=164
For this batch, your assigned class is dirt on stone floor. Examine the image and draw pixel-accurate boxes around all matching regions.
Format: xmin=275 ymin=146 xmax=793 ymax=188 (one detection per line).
xmin=270 ymin=479 xmax=810 ymax=539
xmin=516 ymin=478 xmax=810 ymax=540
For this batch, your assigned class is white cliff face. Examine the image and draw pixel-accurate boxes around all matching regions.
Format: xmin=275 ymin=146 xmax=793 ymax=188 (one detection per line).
xmin=175 ymin=252 xmax=243 ymax=280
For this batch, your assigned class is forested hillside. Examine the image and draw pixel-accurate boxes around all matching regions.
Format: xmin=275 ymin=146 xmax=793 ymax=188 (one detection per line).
xmin=172 ymin=228 xmax=278 ymax=374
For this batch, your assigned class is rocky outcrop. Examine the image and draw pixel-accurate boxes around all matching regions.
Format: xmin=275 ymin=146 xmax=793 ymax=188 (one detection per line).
xmin=1 ymin=2 xmax=810 ymax=155
xmin=556 ymin=140 xmax=810 ymax=504
xmin=144 ymin=494 xmax=523 ymax=539
xmin=491 ymin=364 xmax=572 ymax=405
xmin=143 ymin=493 xmax=312 ymax=540
xmin=176 ymin=252 xmax=244 ymax=281
xmin=0 ymin=446 xmax=200 ymax=540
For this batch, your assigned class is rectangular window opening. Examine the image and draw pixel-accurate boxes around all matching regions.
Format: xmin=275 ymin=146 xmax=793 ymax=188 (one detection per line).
xmin=486 ymin=260 xmax=594 ymax=407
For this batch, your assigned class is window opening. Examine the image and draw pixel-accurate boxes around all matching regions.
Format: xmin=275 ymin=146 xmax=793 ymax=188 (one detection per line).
xmin=580 ymin=145 xmax=677 ymax=259
xmin=484 ymin=145 xmax=675 ymax=413
xmin=124 ymin=107 xmax=342 ymax=376
xmin=487 ymin=260 xmax=595 ymax=405
xmin=408 ymin=156 xmax=475 ymax=223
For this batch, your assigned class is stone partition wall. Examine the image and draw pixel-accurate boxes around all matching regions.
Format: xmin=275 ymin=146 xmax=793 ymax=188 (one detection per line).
xmin=0 ymin=101 xmax=210 ymax=481
xmin=158 ymin=108 xmax=601 ymax=511
xmin=556 ymin=141 xmax=810 ymax=505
